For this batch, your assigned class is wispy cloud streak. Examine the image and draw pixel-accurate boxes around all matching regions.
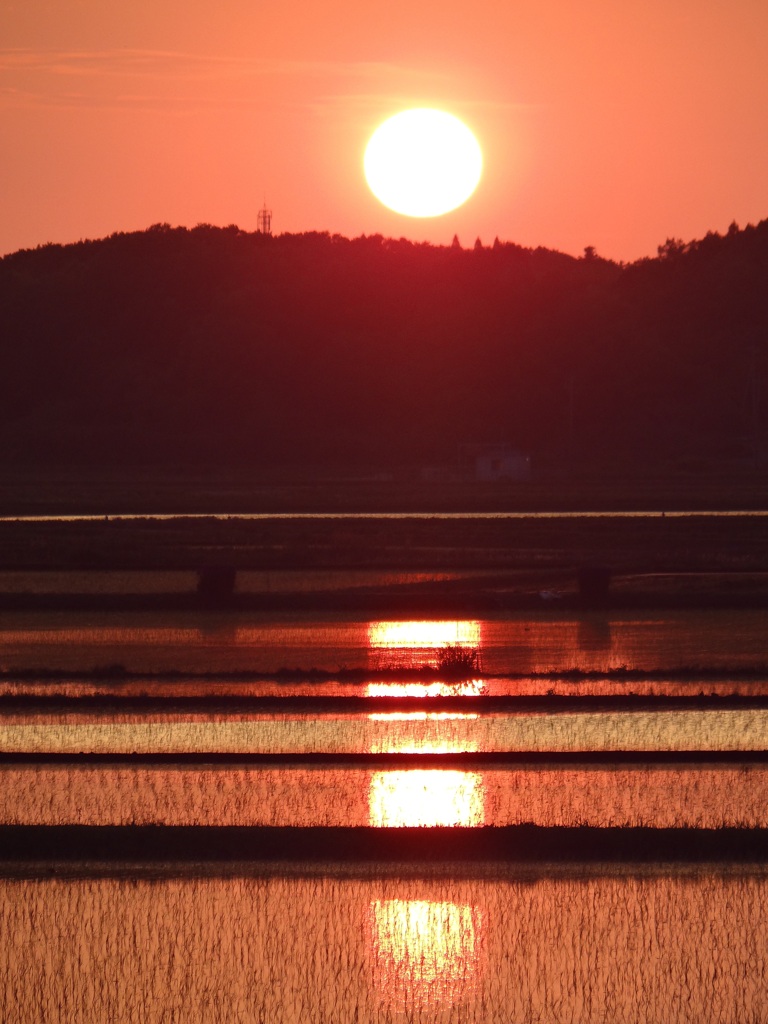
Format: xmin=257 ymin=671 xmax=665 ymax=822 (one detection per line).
xmin=0 ymin=48 xmax=443 ymax=110
xmin=0 ymin=48 xmax=430 ymax=82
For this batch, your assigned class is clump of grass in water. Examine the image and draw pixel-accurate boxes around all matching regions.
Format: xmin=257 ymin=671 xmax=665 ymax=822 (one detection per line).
xmin=437 ymin=644 xmax=482 ymax=677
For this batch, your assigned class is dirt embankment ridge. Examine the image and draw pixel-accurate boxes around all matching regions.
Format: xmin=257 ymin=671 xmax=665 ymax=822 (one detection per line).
xmin=1 ymin=474 xmax=766 ymax=609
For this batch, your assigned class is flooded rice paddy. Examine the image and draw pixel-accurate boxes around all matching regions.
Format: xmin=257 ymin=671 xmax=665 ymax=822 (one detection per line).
xmin=3 ymin=760 xmax=768 ymax=828
xmin=2 ymin=708 xmax=768 ymax=755
xmin=2 ymin=607 xmax=768 ymax=1021
xmin=2 ymin=868 xmax=768 ymax=1024
xmin=1 ymin=608 xmax=768 ymax=675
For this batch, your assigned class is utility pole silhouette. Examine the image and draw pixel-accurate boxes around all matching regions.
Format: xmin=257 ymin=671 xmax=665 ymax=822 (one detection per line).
xmin=257 ymin=202 xmax=272 ymax=235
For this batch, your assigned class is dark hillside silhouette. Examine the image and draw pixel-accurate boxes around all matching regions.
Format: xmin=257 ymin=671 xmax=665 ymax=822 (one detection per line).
xmin=1 ymin=220 xmax=767 ymax=470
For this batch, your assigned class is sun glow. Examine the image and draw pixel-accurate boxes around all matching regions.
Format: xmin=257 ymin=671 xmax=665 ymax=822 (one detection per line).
xmin=369 ymin=620 xmax=480 ymax=649
xmin=364 ymin=109 xmax=482 ymax=217
xmin=369 ymin=769 xmax=484 ymax=827
xmin=368 ymin=712 xmax=481 ymax=761
xmin=369 ymin=899 xmax=482 ymax=1010
xmin=367 ymin=709 xmax=479 ymax=754
xmin=366 ymin=681 xmax=485 ymax=698
xmin=368 ymin=620 xmax=482 ymax=671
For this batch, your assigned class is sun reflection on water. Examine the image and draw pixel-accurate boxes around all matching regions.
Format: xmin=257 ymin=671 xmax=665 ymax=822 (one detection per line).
xmin=369 ymin=620 xmax=481 ymax=649
xmin=368 ymin=620 xmax=481 ymax=669
xmin=366 ymin=680 xmax=485 ymax=698
xmin=369 ymin=898 xmax=483 ymax=1013
xmin=366 ymin=627 xmax=486 ymax=753
xmin=367 ymin=710 xmax=480 ymax=754
xmin=368 ymin=711 xmax=478 ymax=721
xmin=369 ymin=769 xmax=484 ymax=827
xmin=366 ymin=615 xmax=486 ymax=1014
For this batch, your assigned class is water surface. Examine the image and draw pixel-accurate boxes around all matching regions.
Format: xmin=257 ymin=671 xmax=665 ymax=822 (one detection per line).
xmin=2 ymin=761 xmax=767 ymax=828
xmin=2 ymin=609 xmax=767 ymax=674
xmin=3 ymin=708 xmax=768 ymax=754
xmin=2 ymin=866 xmax=766 ymax=1023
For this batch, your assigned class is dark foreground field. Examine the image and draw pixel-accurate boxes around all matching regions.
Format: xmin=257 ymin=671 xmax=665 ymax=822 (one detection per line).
xmin=1 ymin=470 xmax=767 ymax=610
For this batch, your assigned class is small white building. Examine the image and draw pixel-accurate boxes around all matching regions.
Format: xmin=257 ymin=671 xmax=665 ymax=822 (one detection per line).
xmin=459 ymin=443 xmax=532 ymax=482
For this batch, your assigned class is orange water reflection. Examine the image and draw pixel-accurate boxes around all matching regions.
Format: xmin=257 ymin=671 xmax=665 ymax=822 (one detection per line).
xmin=366 ymin=680 xmax=485 ymax=698
xmin=366 ymin=624 xmax=488 ymax=1014
xmin=366 ymin=624 xmax=487 ymax=768
xmin=369 ymin=899 xmax=483 ymax=1013
xmin=367 ymin=710 xmax=480 ymax=754
xmin=369 ymin=769 xmax=484 ymax=827
xmin=369 ymin=620 xmax=481 ymax=649
xmin=368 ymin=619 xmax=481 ymax=669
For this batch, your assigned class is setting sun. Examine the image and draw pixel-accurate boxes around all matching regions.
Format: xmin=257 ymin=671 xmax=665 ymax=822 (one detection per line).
xmin=364 ymin=109 xmax=483 ymax=218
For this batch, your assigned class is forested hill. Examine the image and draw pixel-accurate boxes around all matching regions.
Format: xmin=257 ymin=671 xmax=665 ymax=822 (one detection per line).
xmin=1 ymin=221 xmax=767 ymax=470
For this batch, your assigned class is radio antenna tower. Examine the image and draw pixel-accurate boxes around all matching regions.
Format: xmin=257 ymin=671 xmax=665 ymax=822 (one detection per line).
xmin=257 ymin=201 xmax=272 ymax=235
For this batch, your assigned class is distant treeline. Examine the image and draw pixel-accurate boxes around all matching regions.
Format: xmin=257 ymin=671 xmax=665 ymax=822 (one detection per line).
xmin=1 ymin=220 xmax=767 ymax=470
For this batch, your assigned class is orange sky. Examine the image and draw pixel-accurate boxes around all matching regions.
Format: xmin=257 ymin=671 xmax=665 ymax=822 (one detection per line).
xmin=2 ymin=0 xmax=767 ymax=261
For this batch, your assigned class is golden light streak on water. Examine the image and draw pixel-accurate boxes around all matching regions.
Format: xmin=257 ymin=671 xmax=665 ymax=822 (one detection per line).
xmin=368 ymin=898 xmax=482 ymax=1014
xmin=368 ymin=769 xmax=484 ymax=827
xmin=368 ymin=620 xmax=481 ymax=669
xmin=368 ymin=621 xmax=481 ymax=649
xmin=365 ymin=681 xmax=486 ymax=698
xmin=367 ymin=711 xmax=479 ymax=754
xmin=367 ymin=712 xmax=478 ymax=721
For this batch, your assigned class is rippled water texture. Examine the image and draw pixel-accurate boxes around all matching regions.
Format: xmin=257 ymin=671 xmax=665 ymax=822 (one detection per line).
xmin=2 ymin=708 xmax=767 ymax=754
xmin=2 ymin=868 xmax=767 ymax=1024
xmin=3 ymin=761 xmax=768 ymax=828
xmin=4 ymin=602 xmax=768 ymax=1022
xmin=2 ymin=610 xmax=768 ymax=674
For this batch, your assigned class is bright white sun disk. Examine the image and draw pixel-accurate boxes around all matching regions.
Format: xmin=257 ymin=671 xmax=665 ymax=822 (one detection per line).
xmin=364 ymin=108 xmax=482 ymax=218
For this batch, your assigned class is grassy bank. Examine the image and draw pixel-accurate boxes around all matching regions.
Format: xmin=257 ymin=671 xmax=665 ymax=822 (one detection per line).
xmin=2 ymin=465 xmax=768 ymax=516
xmin=3 ymin=824 xmax=768 ymax=863
xmin=1 ymin=566 xmax=767 ymax=613
xmin=0 ymin=515 xmax=767 ymax=580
